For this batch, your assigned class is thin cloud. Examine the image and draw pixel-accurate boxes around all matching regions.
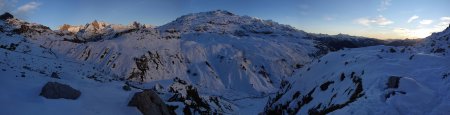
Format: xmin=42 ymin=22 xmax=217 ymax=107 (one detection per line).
xmin=441 ymin=17 xmax=450 ymax=21
xmin=16 ymin=2 xmax=41 ymax=13
xmin=407 ymin=15 xmax=419 ymax=23
xmin=435 ymin=17 xmax=450 ymax=28
xmin=11 ymin=1 xmax=41 ymax=19
xmin=356 ymin=18 xmax=371 ymax=26
xmin=356 ymin=15 xmax=394 ymax=26
xmin=393 ymin=27 xmax=435 ymax=38
xmin=394 ymin=17 xmax=450 ymax=39
xmin=299 ymin=4 xmax=309 ymax=9
xmin=419 ymin=19 xmax=433 ymax=25
xmin=377 ymin=0 xmax=392 ymax=11
xmin=0 ymin=0 xmax=16 ymax=13
xmin=299 ymin=11 xmax=308 ymax=15
xmin=324 ymin=16 xmax=334 ymax=21
xmin=298 ymin=4 xmax=309 ymax=15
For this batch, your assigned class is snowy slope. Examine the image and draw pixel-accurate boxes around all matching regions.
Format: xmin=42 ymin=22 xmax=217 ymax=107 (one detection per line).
xmin=263 ymin=25 xmax=450 ymax=115
xmin=159 ymin=10 xmax=318 ymax=95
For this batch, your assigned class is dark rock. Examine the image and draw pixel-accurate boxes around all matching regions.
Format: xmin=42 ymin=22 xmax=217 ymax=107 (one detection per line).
xmin=40 ymin=82 xmax=81 ymax=100
xmin=292 ymin=91 xmax=301 ymax=100
xmin=0 ymin=43 xmax=18 ymax=51
xmin=0 ymin=12 xmax=14 ymax=20
xmin=389 ymin=48 xmax=396 ymax=53
xmin=128 ymin=90 xmax=172 ymax=115
xmin=51 ymin=72 xmax=60 ymax=79
xmin=167 ymin=85 xmax=216 ymax=114
xmin=294 ymin=64 xmax=304 ymax=69
xmin=320 ymin=81 xmax=335 ymax=91
xmin=409 ymin=55 xmax=415 ymax=60
xmin=385 ymin=91 xmax=407 ymax=99
xmin=234 ymin=30 xmax=248 ymax=37
xmin=433 ymin=48 xmax=446 ymax=53
xmin=12 ymin=25 xmax=30 ymax=34
xmin=183 ymin=106 xmax=192 ymax=115
xmin=308 ymin=76 xmax=364 ymax=115
xmin=340 ymin=73 xmax=345 ymax=81
xmin=128 ymin=55 xmax=150 ymax=82
xmin=387 ymin=76 xmax=401 ymax=89
xmin=122 ymin=85 xmax=131 ymax=91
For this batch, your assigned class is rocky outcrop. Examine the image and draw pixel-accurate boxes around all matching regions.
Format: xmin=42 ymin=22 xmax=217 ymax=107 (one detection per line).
xmin=128 ymin=90 xmax=172 ymax=115
xmin=40 ymin=82 xmax=81 ymax=100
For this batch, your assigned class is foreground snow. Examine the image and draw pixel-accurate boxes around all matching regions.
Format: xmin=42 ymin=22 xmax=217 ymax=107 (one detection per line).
xmin=0 ymin=46 xmax=140 ymax=114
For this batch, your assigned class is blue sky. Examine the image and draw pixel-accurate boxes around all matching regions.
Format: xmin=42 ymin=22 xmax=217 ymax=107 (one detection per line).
xmin=1 ymin=0 xmax=449 ymax=39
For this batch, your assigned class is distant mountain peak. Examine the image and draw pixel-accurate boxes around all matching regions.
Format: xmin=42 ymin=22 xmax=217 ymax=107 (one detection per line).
xmin=184 ymin=10 xmax=235 ymax=17
xmin=0 ymin=12 xmax=14 ymax=21
xmin=172 ymin=10 xmax=240 ymax=23
xmin=59 ymin=24 xmax=74 ymax=31
xmin=84 ymin=20 xmax=108 ymax=30
xmin=159 ymin=10 xmax=303 ymax=36
xmin=209 ymin=10 xmax=235 ymax=16
xmin=91 ymin=20 xmax=101 ymax=29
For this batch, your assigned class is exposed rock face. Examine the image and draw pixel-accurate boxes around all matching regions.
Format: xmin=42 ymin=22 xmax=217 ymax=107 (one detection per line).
xmin=0 ymin=12 xmax=14 ymax=20
xmin=40 ymin=82 xmax=81 ymax=100
xmin=128 ymin=90 xmax=172 ymax=115
xmin=13 ymin=25 xmax=30 ymax=34
xmin=387 ymin=76 xmax=401 ymax=89
xmin=59 ymin=24 xmax=72 ymax=31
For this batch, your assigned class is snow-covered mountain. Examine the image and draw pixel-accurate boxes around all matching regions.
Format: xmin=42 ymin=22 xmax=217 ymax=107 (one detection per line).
xmin=263 ymin=25 xmax=450 ymax=114
xmin=0 ymin=10 xmax=438 ymax=114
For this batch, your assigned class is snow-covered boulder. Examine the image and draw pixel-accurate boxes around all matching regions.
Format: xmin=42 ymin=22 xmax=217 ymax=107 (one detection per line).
xmin=128 ymin=90 xmax=172 ymax=115
xmin=39 ymin=82 xmax=81 ymax=100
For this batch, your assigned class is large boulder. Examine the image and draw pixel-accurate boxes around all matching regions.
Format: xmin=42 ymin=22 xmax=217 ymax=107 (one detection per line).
xmin=128 ymin=90 xmax=172 ymax=115
xmin=39 ymin=82 xmax=81 ymax=100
